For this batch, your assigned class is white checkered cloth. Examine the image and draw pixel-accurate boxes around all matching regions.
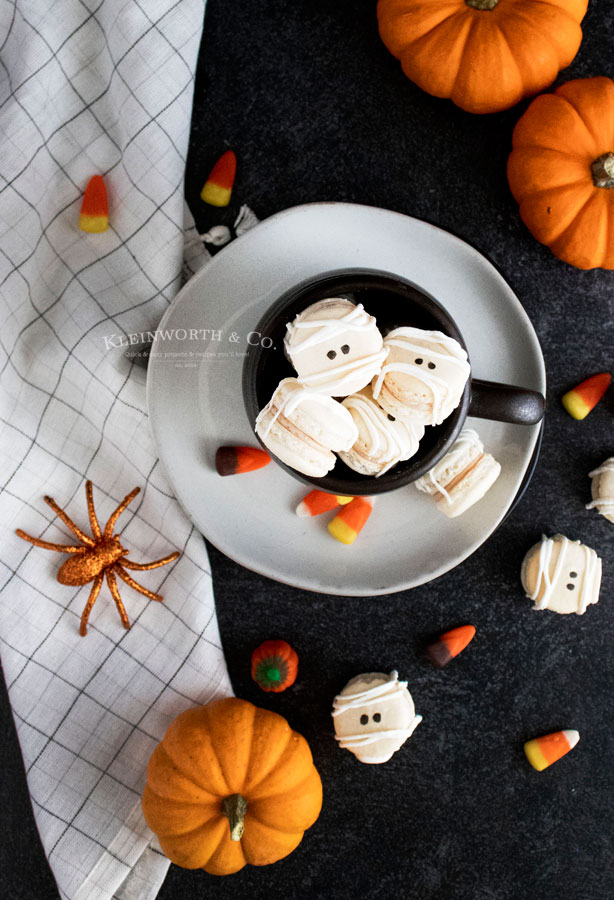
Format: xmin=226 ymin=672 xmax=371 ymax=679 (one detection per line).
xmin=0 ymin=2 xmax=234 ymax=899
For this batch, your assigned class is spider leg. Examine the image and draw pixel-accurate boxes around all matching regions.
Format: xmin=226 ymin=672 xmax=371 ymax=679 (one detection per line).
xmin=80 ymin=573 xmax=104 ymax=636
xmin=106 ymin=568 xmax=131 ymax=629
xmin=44 ymin=496 xmax=94 ymax=546
xmin=119 ymin=551 xmax=180 ymax=571
xmin=103 ymin=486 xmax=141 ymax=539
xmin=85 ymin=481 xmax=102 ymax=541
xmin=114 ymin=564 xmax=163 ymax=602
xmin=16 ymin=530 xmax=85 ymax=553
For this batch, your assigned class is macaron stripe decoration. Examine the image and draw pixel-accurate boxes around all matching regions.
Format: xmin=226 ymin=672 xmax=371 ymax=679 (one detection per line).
xmin=524 ymin=730 xmax=580 ymax=771
xmin=328 ymin=497 xmax=373 ymax=544
xmin=562 ymin=373 xmax=611 ymax=419
xmin=200 ymin=150 xmax=237 ymax=207
xmin=79 ymin=175 xmax=108 ymax=233
xmin=215 ymin=445 xmax=270 ymax=475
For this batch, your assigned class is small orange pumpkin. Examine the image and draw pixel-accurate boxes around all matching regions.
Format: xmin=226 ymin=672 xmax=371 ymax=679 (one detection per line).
xmin=508 ymin=77 xmax=614 ymax=270
xmin=251 ymin=639 xmax=299 ymax=692
xmin=377 ymin=0 xmax=588 ymax=114
xmin=142 ymin=698 xmax=322 ymax=875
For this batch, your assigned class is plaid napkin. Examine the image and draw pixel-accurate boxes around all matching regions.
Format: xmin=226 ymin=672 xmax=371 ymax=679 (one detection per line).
xmin=0 ymin=2 xmax=234 ymax=898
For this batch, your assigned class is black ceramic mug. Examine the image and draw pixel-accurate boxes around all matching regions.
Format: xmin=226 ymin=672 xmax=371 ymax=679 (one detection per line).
xmin=242 ymin=270 xmax=544 ymax=495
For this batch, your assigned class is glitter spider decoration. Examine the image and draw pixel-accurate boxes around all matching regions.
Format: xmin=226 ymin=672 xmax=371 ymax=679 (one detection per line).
xmin=16 ymin=481 xmax=180 ymax=636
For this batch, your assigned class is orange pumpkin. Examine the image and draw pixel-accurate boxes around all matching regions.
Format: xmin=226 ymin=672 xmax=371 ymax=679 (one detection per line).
xmin=377 ymin=0 xmax=588 ymax=114
xmin=142 ymin=698 xmax=323 ymax=876
xmin=508 ymin=77 xmax=614 ymax=270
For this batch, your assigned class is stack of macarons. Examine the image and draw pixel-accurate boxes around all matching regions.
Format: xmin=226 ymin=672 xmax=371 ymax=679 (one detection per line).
xmin=255 ymin=297 xmax=472 ymax=479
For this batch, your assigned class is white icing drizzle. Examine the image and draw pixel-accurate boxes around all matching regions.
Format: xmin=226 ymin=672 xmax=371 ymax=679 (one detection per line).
xmin=287 ymin=302 xmax=376 ymax=353
xmin=341 ymin=392 xmax=421 ymax=476
xmin=588 ymin=458 xmax=614 ymax=478
xmin=372 ymin=328 xmax=470 ymax=426
xmin=334 ymin=717 xmax=423 ymax=751
xmin=297 ymin=347 xmax=389 ymax=396
xmin=332 ymin=671 xmax=409 ymax=715
xmin=255 ymin=381 xmax=356 ymax=444
xmin=530 ymin=535 xmax=600 ymax=613
xmin=419 ymin=429 xmax=482 ymax=503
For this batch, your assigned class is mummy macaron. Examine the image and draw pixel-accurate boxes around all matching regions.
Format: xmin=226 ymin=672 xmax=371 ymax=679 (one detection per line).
xmin=338 ymin=388 xmax=425 ymax=476
xmin=414 ymin=429 xmax=501 ymax=517
xmin=332 ymin=670 xmax=422 ymax=764
xmin=372 ymin=327 xmax=470 ymax=426
xmin=255 ymin=378 xmax=358 ymax=477
xmin=284 ymin=298 xmax=388 ymax=396
xmin=586 ymin=457 xmax=614 ymax=523
xmin=520 ymin=534 xmax=602 ymax=615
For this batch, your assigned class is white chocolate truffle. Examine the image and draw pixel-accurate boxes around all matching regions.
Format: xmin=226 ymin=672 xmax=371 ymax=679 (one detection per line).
xmin=414 ymin=428 xmax=501 ymax=517
xmin=284 ymin=298 xmax=387 ymax=396
xmin=332 ymin=670 xmax=422 ymax=764
xmin=255 ymin=378 xmax=358 ymax=477
xmin=372 ymin=327 xmax=470 ymax=426
xmin=586 ymin=457 xmax=614 ymax=523
xmin=339 ymin=387 xmax=425 ymax=476
xmin=520 ymin=534 xmax=602 ymax=615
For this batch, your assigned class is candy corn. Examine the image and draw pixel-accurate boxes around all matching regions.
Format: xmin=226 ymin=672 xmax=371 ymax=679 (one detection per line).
xmin=328 ymin=497 xmax=373 ymax=545
xmin=296 ymin=490 xmax=353 ymax=517
xmin=562 ymin=373 xmax=610 ymax=420
xmin=79 ymin=175 xmax=108 ymax=233
xmin=524 ymin=729 xmax=580 ymax=771
xmin=215 ymin=446 xmax=270 ymax=476
xmin=200 ymin=150 xmax=236 ymax=207
xmin=427 ymin=624 xmax=475 ymax=668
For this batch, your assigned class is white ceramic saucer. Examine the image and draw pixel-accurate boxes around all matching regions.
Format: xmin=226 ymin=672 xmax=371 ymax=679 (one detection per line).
xmin=147 ymin=203 xmax=545 ymax=596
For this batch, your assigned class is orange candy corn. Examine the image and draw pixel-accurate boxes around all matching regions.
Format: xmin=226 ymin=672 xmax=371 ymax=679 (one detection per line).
xmin=200 ymin=150 xmax=236 ymax=207
xmin=328 ymin=497 xmax=373 ymax=545
xmin=296 ymin=490 xmax=353 ymax=518
xmin=562 ymin=373 xmax=610 ymax=420
xmin=215 ymin=446 xmax=270 ymax=476
xmin=427 ymin=624 xmax=476 ymax=668
xmin=524 ymin=729 xmax=580 ymax=771
xmin=79 ymin=175 xmax=108 ymax=233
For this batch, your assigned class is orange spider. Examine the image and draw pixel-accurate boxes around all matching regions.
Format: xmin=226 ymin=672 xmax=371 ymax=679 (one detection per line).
xmin=16 ymin=481 xmax=180 ymax=636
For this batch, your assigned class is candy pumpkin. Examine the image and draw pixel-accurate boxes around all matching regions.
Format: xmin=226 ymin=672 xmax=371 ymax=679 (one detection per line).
xmin=508 ymin=77 xmax=614 ymax=270
xmin=377 ymin=0 xmax=588 ymax=114
xmin=142 ymin=698 xmax=322 ymax=875
xmin=251 ymin=639 xmax=299 ymax=692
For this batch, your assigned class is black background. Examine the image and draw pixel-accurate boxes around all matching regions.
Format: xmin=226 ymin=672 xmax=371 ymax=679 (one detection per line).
xmin=3 ymin=2 xmax=614 ymax=898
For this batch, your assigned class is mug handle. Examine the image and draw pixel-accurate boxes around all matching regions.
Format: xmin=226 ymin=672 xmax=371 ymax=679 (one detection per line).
xmin=468 ymin=379 xmax=545 ymax=425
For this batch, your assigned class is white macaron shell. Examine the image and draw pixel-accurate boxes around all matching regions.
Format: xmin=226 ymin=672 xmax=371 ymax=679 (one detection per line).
xmin=587 ymin=457 xmax=614 ymax=523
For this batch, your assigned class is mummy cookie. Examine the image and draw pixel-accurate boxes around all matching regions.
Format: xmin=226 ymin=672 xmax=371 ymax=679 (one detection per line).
xmin=372 ymin=327 xmax=470 ymax=426
xmin=255 ymin=378 xmax=358 ymax=477
xmin=414 ymin=428 xmax=501 ymax=517
xmin=586 ymin=457 xmax=614 ymax=523
xmin=332 ymin=670 xmax=422 ymax=764
xmin=339 ymin=388 xmax=425 ymax=476
xmin=520 ymin=534 xmax=602 ymax=615
xmin=284 ymin=298 xmax=387 ymax=396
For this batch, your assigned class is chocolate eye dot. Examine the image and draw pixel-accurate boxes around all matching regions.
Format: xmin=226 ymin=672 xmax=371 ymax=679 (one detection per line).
xmin=566 ymin=583 xmax=575 ymax=591
xmin=360 ymin=714 xmax=368 ymax=725
xmin=570 ymin=571 xmax=578 ymax=578
xmin=327 ymin=350 xmax=336 ymax=360
xmin=387 ymin=414 xmax=395 ymax=421
xmin=428 ymin=362 xmax=436 ymax=369
xmin=373 ymin=713 xmax=381 ymax=723
xmin=415 ymin=358 xmax=423 ymax=365
xmin=341 ymin=344 xmax=350 ymax=354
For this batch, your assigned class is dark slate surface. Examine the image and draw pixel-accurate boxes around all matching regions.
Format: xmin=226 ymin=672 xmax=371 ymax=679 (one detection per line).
xmin=3 ymin=1 xmax=614 ymax=898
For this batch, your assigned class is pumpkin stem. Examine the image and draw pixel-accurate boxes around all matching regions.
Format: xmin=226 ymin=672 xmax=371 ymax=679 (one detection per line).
xmin=222 ymin=794 xmax=247 ymax=841
xmin=465 ymin=0 xmax=499 ymax=9
xmin=592 ymin=152 xmax=614 ymax=189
